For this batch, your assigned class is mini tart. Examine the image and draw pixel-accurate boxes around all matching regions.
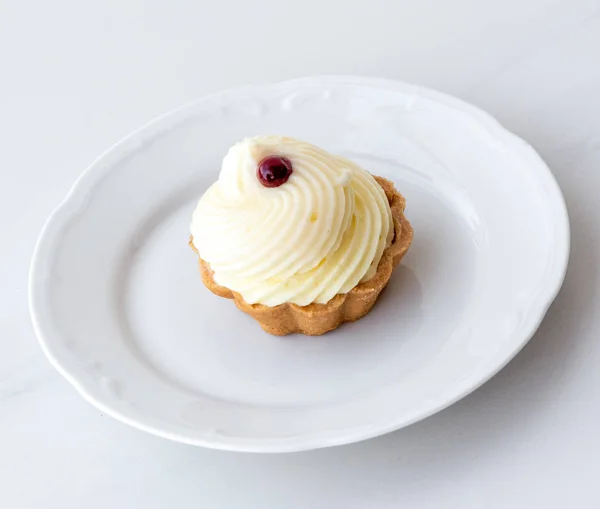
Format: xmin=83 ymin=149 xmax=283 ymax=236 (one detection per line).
xmin=189 ymin=176 xmax=413 ymax=336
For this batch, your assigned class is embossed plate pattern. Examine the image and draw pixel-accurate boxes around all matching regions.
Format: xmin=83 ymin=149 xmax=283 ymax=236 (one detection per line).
xmin=30 ymin=77 xmax=569 ymax=452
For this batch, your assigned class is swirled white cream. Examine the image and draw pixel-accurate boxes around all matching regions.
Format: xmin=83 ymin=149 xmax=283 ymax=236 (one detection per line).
xmin=190 ymin=136 xmax=393 ymax=306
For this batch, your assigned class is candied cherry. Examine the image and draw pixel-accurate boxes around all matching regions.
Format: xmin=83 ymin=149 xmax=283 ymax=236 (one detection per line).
xmin=257 ymin=156 xmax=293 ymax=188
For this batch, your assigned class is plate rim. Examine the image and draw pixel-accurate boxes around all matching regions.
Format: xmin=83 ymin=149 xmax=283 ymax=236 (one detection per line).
xmin=29 ymin=75 xmax=571 ymax=452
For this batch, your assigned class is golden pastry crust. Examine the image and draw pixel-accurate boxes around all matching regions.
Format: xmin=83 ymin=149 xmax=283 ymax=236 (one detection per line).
xmin=190 ymin=176 xmax=413 ymax=336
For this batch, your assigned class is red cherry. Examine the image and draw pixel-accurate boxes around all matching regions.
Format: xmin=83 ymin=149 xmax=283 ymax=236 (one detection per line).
xmin=257 ymin=156 xmax=293 ymax=188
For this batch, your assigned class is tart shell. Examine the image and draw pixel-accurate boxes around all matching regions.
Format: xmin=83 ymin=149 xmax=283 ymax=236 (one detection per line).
xmin=190 ymin=176 xmax=413 ymax=336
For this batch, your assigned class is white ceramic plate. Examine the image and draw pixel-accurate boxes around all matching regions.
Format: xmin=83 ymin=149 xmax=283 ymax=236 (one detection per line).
xmin=30 ymin=76 xmax=569 ymax=452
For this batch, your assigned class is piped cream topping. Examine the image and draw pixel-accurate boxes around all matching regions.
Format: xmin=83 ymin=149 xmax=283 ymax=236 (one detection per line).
xmin=190 ymin=136 xmax=393 ymax=306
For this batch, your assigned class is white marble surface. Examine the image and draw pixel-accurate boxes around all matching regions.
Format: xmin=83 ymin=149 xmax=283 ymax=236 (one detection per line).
xmin=1 ymin=0 xmax=599 ymax=507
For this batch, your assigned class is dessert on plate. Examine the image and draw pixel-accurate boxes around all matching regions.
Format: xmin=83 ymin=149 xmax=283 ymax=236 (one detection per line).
xmin=189 ymin=136 xmax=413 ymax=335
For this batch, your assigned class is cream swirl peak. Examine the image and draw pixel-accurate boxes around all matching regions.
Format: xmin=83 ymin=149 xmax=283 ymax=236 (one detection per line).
xmin=190 ymin=136 xmax=393 ymax=307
